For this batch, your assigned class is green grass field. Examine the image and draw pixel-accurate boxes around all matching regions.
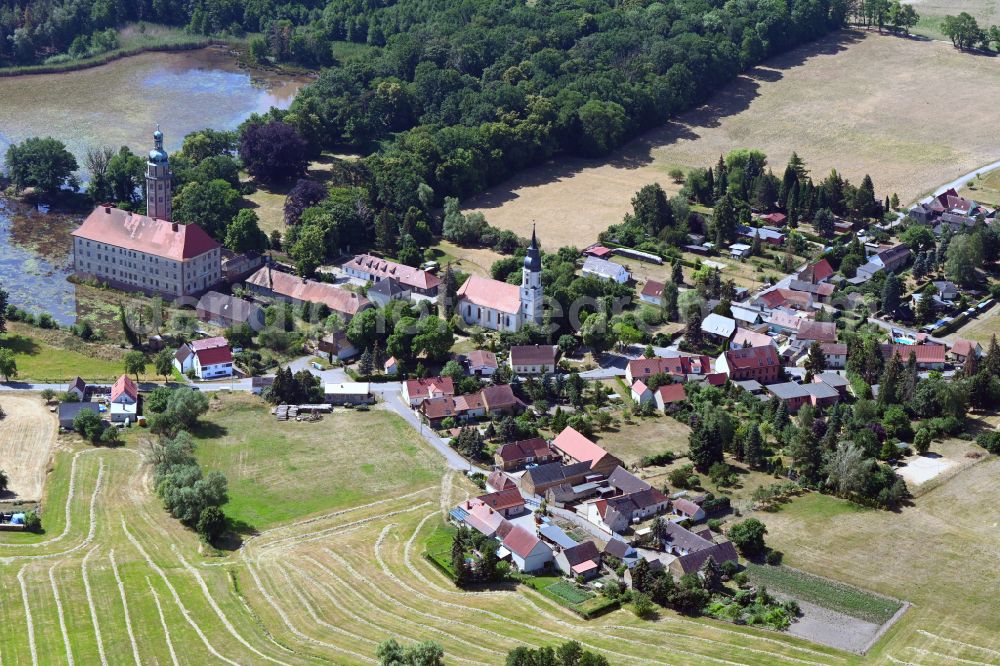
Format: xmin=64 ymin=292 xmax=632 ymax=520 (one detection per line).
xmin=0 ymin=326 xmax=159 ymax=382
xmin=3 ymin=389 xmax=1000 ymax=664
xmin=593 ymin=413 xmax=691 ymax=467
xmin=191 ymin=394 xmax=444 ymax=530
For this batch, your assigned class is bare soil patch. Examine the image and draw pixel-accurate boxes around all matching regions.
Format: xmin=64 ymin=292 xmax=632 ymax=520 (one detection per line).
xmin=781 ymin=596 xmax=882 ymax=653
xmin=896 ymin=453 xmax=957 ymax=486
xmin=466 ymin=31 xmax=1000 ymax=249
xmin=0 ymin=394 xmax=58 ymax=501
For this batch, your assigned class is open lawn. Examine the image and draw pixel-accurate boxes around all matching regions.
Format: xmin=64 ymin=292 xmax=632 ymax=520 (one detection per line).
xmin=191 ymin=393 xmax=445 ymax=530
xmin=593 ymin=413 xmax=691 ymax=467
xmin=426 ymin=239 xmax=504 ymax=278
xmin=942 ymin=302 xmax=1000 ymax=344
xmin=959 ymin=166 xmax=1000 ymax=206
xmin=465 ymin=31 xmax=1000 ymax=250
xmin=904 ymin=0 xmax=1000 ymax=40
xmin=243 ymin=156 xmax=355 ymax=238
xmin=0 ymin=323 xmax=159 ymax=382
xmin=0 ymin=393 xmax=58 ymax=501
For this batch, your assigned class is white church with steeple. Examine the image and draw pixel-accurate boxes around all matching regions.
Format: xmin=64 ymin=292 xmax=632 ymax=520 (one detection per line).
xmin=456 ymin=226 xmax=544 ymax=332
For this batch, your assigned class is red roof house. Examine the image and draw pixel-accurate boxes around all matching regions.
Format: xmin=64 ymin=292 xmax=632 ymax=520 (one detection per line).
xmin=625 ymin=355 xmax=712 ymax=384
xmin=950 ymin=338 xmax=982 ymax=362
xmin=72 ymin=206 xmax=219 ymax=261
xmin=881 ymin=344 xmax=946 ymax=369
xmin=246 ymin=266 xmax=372 ymax=320
xmin=639 ymin=280 xmax=665 ymax=305
xmin=494 ymin=438 xmax=556 ymax=471
xmin=342 ymin=254 xmax=441 ymax=294
xmin=551 ymin=426 xmax=623 ymax=476
xmin=758 ymin=212 xmax=788 ymax=226
xmin=477 ymin=487 xmax=525 ymax=517
xmin=715 ymin=345 xmax=782 ymax=383
xmin=798 ymin=259 xmax=834 ymax=284
xmin=796 ymin=320 xmax=838 ymax=344
xmin=402 ymin=376 xmax=455 ymax=406
xmin=654 ymin=383 xmax=687 ymax=410
xmin=111 ymin=374 xmax=138 ymax=404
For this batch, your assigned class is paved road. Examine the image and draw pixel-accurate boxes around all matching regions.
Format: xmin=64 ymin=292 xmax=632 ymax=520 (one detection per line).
xmin=379 ymin=390 xmax=487 ymax=474
xmin=915 ymin=158 xmax=1000 ymax=206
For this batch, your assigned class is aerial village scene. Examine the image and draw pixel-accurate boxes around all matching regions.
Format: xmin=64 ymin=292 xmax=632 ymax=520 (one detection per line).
xmin=2 ymin=1 xmax=1000 ymax=664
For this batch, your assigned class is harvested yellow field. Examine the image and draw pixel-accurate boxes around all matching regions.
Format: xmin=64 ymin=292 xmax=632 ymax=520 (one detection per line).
xmin=0 ymin=393 xmax=58 ymax=501
xmin=466 ymin=31 xmax=1000 ymax=249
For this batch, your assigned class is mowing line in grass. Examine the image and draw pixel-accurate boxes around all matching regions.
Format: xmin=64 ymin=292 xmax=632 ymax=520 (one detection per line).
xmin=146 ymin=577 xmax=180 ymax=666
xmin=48 ymin=564 xmax=75 ymax=666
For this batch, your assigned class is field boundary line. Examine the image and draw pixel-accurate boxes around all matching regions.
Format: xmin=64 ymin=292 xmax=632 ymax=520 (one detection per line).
xmin=308 ymin=551 xmax=521 ymax=656
xmin=626 ymin=606 xmax=846 ymax=660
xmin=861 ymin=601 xmax=911 ymax=654
xmin=172 ymin=545 xmax=292 ymax=666
xmin=8 ymin=453 xmax=77 ymax=549
xmin=17 ymin=566 xmax=37 ymax=666
xmin=110 ymin=549 xmax=143 ymax=665
xmin=906 ymin=646 xmax=994 ymax=666
xmin=401 ymin=512 xmax=510 ymax=598
xmin=82 ymin=548 xmax=109 ymax=665
xmin=246 ymin=560 xmax=375 ymax=663
xmin=247 ymin=485 xmax=436 ymax=545
xmin=256 ymin=502 xmax=433 ymax=558
xmin=48 ymin=563 xmax=74 ymax=666
xmin=605 ymin=624 xmax=827 ymax=666
xmin=275 ymin=563 xmax=380 ymax=648
xmin=0 ymin=458 xmax=104 ymax=563
xmin=915 ymin=630 xmax=1000 ymax=658
xmin=372 ymin=524 xmax=671 ymax=666
xmin=122 ymin=521 xmax=242 ymax=666
xmin=146 ymin=577 xmax=179 ymax=666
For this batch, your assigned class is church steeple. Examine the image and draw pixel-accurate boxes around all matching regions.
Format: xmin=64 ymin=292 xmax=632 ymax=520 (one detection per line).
xmin=146 ymin=124 xmax=172 ymax=220
xmin=520 ymin=223 xmax=543 ymax=325
xmin=524 ymin=223 xmax=541 ymax=272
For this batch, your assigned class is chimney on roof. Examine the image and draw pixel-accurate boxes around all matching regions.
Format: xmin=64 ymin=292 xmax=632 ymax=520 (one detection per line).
xmin=103 ymin=205 xmax=111 ymax=214
xmin=172 ymin=222 xmax=178 ymax=232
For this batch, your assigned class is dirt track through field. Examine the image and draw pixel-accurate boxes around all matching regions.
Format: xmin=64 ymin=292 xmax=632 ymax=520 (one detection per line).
xmin=0 ymin=394 xmax=57 ymax=501
xmin=466 ymin=30 xmax=1000 ymax=250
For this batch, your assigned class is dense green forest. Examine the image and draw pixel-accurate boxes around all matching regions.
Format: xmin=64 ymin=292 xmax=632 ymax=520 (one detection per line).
xmin=281 ymin=0 xmax=848 ymax=213
xmin=5 ymin=0 xmax=848 ymax=262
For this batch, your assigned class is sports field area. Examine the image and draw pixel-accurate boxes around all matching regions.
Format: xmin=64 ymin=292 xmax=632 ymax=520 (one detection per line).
xmin=465 ymin=31 xmax=1000 ymax=250
xmin=0 ymin=391 xmax=998 ymax=664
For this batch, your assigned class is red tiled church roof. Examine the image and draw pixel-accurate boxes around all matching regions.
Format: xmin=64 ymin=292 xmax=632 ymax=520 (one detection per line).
xmin=457 ymin=275 xmax=521 ymax=314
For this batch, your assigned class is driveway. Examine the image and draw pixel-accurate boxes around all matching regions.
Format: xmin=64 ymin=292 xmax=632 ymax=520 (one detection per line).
xmin=379 ymin=390 xmax=487 ymax=474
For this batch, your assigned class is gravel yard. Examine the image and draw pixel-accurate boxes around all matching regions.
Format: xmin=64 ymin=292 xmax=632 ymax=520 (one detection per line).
xmin=897 ymin=454 xmax=958 ymax=486
xmin=781 ymin=596 xmax=882 ymax=654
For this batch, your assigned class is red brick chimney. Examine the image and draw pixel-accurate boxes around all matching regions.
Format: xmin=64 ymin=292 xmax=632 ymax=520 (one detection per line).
xmin=172 ymin=222 xmax=178 ymax=232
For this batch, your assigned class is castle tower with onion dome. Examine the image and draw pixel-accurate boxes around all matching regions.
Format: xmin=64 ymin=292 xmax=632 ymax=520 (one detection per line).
xmin=145 ymin=125 xmax=172 ymax=220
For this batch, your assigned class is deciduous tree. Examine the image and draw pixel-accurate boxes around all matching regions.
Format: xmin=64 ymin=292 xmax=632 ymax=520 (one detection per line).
xmin=239 ymin=120 xmax=308 ymax=183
